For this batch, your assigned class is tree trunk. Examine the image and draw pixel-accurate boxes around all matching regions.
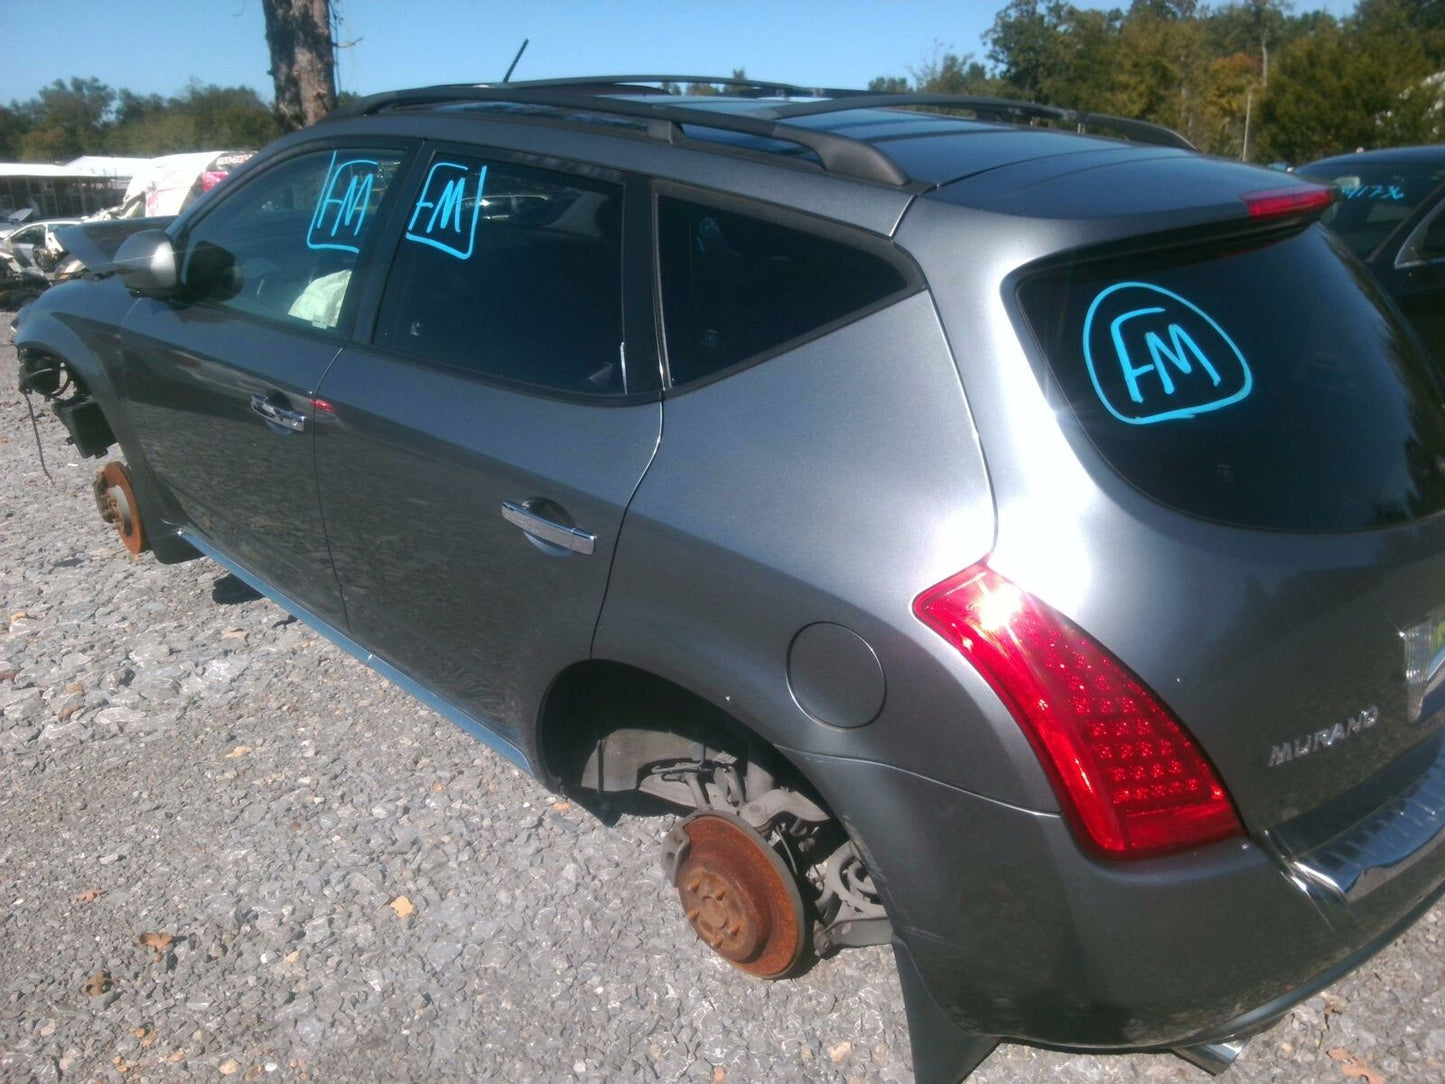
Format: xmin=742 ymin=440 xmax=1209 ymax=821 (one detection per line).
xmin=261 ymin=0 xmax=336 ymax=131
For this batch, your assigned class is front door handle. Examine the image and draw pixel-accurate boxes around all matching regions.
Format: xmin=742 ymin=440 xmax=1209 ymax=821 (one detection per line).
xmin=250 ymin=394 xmax=306 ymax=432
xmin=501 ymin=500 xmax=596 ymax=555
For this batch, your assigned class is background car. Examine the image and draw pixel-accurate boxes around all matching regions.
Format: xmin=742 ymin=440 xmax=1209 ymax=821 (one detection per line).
xmin=1297 ymin=145 xmax=1445 ymax=365
xmin=0 ymin=217 xmax=80 ymax=273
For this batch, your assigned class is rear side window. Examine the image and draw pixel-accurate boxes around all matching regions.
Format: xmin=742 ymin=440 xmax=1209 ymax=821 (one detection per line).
xmin=658 ymin=196 xmax=910 ymax=387
xmin=374 ymin=155 xmax=624 ymax=395
xmin=1018 ymin=226 xmax=1445 ymax=532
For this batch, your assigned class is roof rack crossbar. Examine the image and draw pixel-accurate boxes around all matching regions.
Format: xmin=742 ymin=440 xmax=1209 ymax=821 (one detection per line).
xmin=333 ymin=84 xmax=912 ymax=185
xmin=760 ymin=94 xmax=1195 ymax=150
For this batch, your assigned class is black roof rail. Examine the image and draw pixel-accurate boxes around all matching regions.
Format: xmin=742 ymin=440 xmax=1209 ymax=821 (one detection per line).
xmin=330 ymin=84 xmax=911 ymax=185
xmin=759 ymin=94 xmax=1196 ymax=151
xmin=325 ymin=79 xmax=1194 ymax=185
xmin=492 ymin=74 xmax=869 ymax=98
xmin=330 ymin=75 xmax=859 ymax=120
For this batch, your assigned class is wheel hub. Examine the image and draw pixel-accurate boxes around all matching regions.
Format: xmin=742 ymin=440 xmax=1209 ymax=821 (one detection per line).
xmin=93 ymin=462 xmax=146 ymax=554
xmin=671 ymin=813 xmax=805 ymax=978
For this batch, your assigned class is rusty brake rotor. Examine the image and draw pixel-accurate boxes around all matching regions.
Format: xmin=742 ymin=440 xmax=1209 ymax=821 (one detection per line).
xmin=670 ymin=813 xmax=806 ymax=979
xmin=94 ymin=461 xmax=146 ymax=554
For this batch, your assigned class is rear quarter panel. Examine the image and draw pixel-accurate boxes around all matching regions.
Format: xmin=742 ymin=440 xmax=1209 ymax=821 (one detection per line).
xmin=594 ymin=291 xmax=1054 ymax=809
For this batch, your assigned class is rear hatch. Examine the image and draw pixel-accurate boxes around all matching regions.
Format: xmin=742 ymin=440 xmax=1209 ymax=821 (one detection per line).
xmin=926 ymin=153 xmax=1445 ymax=832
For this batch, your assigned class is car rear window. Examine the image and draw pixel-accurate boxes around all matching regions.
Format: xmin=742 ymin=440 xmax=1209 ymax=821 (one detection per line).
xmin=1017 ymin=225 xmax=1445 ymax=532
xmin=1296 ymin=158 xmax=1445 ymax=259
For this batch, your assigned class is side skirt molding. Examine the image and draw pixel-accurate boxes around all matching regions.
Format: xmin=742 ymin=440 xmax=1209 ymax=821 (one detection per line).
xmin=179 ymin=529 xmax=533 ymax=773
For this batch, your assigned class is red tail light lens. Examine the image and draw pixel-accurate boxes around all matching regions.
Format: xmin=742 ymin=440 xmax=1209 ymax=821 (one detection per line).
xmin=914 ymin=564 xmax=1242 ymax=858
xmin=1241 ymin=184 xmax=1334 ymax=220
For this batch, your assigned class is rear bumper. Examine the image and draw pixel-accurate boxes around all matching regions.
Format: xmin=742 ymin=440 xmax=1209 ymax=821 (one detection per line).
xmin=788 ymin=739 xmax=1445 ymax=1050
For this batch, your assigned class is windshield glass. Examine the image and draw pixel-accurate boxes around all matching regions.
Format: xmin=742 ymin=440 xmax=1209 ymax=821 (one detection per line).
xmin=1018 ymin=226 xmax=1445 ymax=532
xmin=1296 ymin=157 xmax=1445 ymax=259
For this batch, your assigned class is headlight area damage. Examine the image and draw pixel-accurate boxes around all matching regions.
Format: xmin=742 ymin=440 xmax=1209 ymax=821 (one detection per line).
xmin=16 ymin=345 xmax=146 ymax=556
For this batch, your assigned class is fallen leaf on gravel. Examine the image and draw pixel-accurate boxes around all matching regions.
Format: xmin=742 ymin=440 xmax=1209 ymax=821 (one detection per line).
xmin=221 ymin=628 xmax=247 ymax=640
xmin=223 ymin=745 xmax=252 ymax=759
xmin=75 ymin=888 xmax=104 ymax=902
xmin=712 ymin=1068 xmax=728 ymax=1083
xmin=81 ymin=970 xmax=111 ymax=996
xmin=551 ymin=800 xmax=572 ymax=811
xmin=389 ymin=895 xmax=416 ymax=918
xmin=827 ymin=1041 xmax=852 ymax=1063
xmin=136 ymin=931 xmax=174 ymax=960
xmin=166 ymin=1050 xmax=185 ymax=1063
xmin=1328 ymin=1048 xmax=1387 ymax=1084
xmin=58 ymin=702 xmax=82 ymax=720
xmin=64 ymin=681 xmax=83 ymax=694
xmin=10 ymin=611 xmax=29 ymax=622
xmin=219 ymin=1057 xmax=240 ymax=1075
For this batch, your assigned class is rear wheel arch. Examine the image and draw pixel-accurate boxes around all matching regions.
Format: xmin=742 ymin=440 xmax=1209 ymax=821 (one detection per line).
xmin=535 ymin=659 xmax=895 ymax=963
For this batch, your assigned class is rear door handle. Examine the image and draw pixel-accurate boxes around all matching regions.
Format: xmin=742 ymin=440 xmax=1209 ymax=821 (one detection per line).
xmin=250 ymin=394 xmax=307 ymax=432
xmin=501 ymin=500 xmax=596 ymax=555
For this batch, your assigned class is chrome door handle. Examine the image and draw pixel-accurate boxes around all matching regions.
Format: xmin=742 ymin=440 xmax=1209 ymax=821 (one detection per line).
xmin=250 ymin=394 xmax=306 ymax=432
xmin=501 ymin=500 xmax=596 ymax=555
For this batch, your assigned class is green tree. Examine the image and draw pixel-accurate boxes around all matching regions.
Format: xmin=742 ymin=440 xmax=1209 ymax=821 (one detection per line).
xmin=986 ymin=0 xmax=1069 ymax=100
xmin=16 ymin=77 xmax=115 ymax=161
xmin=0 ymin=105 xmax=27 ymax=160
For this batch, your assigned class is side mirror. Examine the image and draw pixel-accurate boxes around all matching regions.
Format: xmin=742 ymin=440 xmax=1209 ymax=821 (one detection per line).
xmin=114 ymin=229 xmax=178 ymax=294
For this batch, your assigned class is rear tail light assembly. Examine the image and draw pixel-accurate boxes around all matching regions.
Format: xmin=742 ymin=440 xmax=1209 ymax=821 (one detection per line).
xmin=915 ymin=563 xmax=1243 ymax=859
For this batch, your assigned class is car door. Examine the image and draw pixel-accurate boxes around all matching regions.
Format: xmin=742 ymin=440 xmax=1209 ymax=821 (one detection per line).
xmin=8 ymin=224 xmax=44 ymax=270
xmin=1371 ymin=188 xmax=1445 ymax=367
xmin=314 ymin=147 xmax=661 ymax=743
xmin=120 ymin=144 xmax=412 ymax=626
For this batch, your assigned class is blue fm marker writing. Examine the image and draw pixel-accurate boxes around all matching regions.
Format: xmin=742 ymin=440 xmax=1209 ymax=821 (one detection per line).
xmin=1082 ymin=282 xmax=1253 ymax=426
xmin=307 ymin=152 xmax=379 ymax=253
xmin=1108 ymin=306 xmax=1223 ymax=403
xmin=404 ymin=161 xmax=486 ymax=260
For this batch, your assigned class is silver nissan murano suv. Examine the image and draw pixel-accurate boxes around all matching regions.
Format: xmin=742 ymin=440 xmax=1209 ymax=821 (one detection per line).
xmin=16 ymin=76 xmax=1445 ymax=1082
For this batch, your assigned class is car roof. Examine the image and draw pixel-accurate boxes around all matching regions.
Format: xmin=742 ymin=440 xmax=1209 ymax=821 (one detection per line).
xmin=328 ymin=77 xmax=1195 ymax=190
xmin=1302 ymin=145 xmax=1445 ymax=171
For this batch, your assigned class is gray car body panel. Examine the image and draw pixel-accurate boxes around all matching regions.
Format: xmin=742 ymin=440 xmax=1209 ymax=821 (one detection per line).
xmin=593 ymin=291 xmax=1058 ymax=809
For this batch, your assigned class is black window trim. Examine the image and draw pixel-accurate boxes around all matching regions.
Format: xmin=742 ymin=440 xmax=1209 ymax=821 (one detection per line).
xmin=650 ymin=179 xmax=926 ymax=396
xmin=166 ymin=136 xmax=420 ymax=347
xmin=352 ymin=139 xmax=662 ymax=407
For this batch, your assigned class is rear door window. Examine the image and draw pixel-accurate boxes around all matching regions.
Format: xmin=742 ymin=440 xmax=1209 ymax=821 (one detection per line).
xmin=373 ymin=153 xmax=625 ymax=395
xmin=1018 ymin=226 xmax=1445 ymax=531
xmin=657 ymin=195 xmax=912 ymax=387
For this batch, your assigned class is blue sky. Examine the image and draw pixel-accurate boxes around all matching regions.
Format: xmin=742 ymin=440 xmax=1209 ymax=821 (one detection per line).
xmin=3 ymin=0 xmax=1357 ymax=106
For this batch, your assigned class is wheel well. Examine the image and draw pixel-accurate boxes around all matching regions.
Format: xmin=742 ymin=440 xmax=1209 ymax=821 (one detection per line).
xmin=538 ymin=659 xmax=795 ymax=798
xmin=539 ymin=660 xmax=894 ymax=957
xmin=17 ymin=347 xmax=117 ymax=458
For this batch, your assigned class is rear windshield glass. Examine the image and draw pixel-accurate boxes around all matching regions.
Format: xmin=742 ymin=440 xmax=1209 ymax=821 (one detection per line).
xmin=1296 ymin=158 xmax=1445 ymax=259
xmin=1018 ymin=226 xmax=1445 ymax=532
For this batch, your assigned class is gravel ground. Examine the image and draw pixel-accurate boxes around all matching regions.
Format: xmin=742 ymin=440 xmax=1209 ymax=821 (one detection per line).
xmin=1 ymin=309 xmax=1443 ymax=1084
